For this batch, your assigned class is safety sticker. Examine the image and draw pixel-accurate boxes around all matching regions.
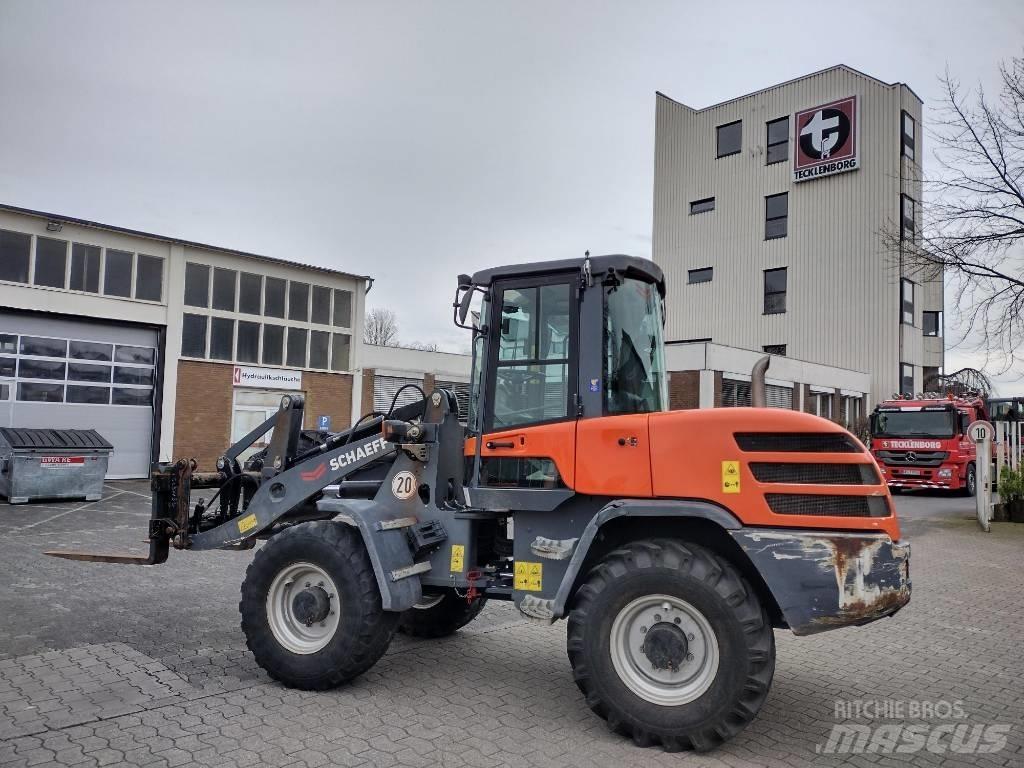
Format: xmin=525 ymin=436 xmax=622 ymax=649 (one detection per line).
xmin=237 ymin=514 xmax=258 ymax=534
xmin=514 ymin=561 xmax=543 ymax=591
xmin=450 ymin=544 xmax=465 ymax=573
xmin=721 ymin=461 xmax=741 ymax=494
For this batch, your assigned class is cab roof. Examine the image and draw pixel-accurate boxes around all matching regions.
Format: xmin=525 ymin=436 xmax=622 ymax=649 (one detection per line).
xmin=468 ymin=254 xmax=665 ymax=296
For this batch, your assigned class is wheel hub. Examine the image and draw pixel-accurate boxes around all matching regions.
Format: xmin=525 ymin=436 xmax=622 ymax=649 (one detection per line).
xmin=641 ymin=622 xmax=689 ymax=671
xmin=292 ymin=586 xmax=331 ymax=626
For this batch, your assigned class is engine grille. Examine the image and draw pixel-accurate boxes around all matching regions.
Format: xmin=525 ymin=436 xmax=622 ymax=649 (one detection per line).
xmin=735 ymin=432 xmax=861 ymax=453
xmin=875 ymin=450 xmax=948 ymax=467
xmin=750 ymin=462 xmax=880 ymax=485
xmin=765 ymin=493 xmax=890 ymax=517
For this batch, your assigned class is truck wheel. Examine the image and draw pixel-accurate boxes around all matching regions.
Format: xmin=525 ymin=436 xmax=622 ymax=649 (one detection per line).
xmin=963 ymin=463 xmax=977 ymax=497
xmin=240 ymin=521 xmax=398 ymax=690
xmin=398 ymin=590 xmax=487 ymax=638
xmin=567 ymin=539 xmax=775 ymax=752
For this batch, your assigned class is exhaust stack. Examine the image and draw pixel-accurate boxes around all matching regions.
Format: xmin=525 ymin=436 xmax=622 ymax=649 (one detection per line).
xmin=751 ymin=355 xmax=771 ymax=408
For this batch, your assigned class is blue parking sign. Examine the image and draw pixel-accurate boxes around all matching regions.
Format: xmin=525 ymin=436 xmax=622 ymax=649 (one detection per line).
xmin=317 ymin=414 xmax=331 ymax=431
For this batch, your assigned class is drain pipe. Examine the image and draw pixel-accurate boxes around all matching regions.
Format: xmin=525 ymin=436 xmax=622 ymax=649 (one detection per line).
xmin=751 ymin=355 xmax=770 ymax=407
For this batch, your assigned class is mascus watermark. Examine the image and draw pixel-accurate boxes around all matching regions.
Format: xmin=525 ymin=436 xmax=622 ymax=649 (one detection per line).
xmin=817 ymin=700 xmax=1011 ymax=755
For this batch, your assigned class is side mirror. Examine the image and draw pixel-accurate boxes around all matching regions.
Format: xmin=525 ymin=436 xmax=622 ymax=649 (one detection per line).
xmin=457 ymin=285 xmax=474 ymax=326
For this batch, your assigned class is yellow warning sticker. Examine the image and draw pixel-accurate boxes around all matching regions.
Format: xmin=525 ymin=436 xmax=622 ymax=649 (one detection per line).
xmin=237 ymin=514 xmax=258 ymax=534
xmin=514 ymin=561 xmax=543 ymax=591
xmin=450 ymin=544 xmax=465 ymax=573
xmin=721 ymin=461 xmax=741 ymax=494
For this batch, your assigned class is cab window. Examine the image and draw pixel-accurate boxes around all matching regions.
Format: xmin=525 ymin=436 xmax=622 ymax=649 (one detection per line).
xmin=604 ymin=278 xmax=667 ymax=414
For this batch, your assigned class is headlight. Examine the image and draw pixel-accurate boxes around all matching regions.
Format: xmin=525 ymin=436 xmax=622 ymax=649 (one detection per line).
xmin=937 ymin=468 xmax=952 ymax=478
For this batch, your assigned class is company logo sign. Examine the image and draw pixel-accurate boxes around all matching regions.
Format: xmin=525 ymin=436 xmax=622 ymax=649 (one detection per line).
xmin=39 ymin=456 xmax=85 ymax=468
xmin=328 ymin=437 xmax=389 ymax=473
xmin=232 ymin=365 xmax=302 ymax=390
xmin=793 ymin=96 xmax=859 ymax=182
xmin=881 ymin=440 xmax=942 ymax=450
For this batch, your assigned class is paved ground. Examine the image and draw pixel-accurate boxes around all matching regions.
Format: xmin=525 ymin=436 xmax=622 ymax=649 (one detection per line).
xmin=0 ymin=483 xmax=1022 ymax=768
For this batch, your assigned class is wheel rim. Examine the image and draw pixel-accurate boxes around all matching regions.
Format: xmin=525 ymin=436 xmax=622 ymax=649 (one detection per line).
xmin=609 ymin=594 xmax=720 ymax=706
xmin=968 ymin=468 xmax=976 ymax=493
xmin=265 ymin=562 xmax=340 ymax=655
xmin=412 ymin=593 xmax=445 ymax=610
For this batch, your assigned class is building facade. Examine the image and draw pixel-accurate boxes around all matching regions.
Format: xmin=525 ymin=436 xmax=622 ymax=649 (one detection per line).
xmin=653 ymin=65 xmax=942 ymax=409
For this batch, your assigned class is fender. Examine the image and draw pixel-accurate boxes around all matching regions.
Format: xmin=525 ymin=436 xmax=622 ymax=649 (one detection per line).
xmin=550 ymin=499 xmax=742 ymax=618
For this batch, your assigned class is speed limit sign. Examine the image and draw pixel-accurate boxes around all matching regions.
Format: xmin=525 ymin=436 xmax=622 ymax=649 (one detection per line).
xmin=967 ymin=420 xmax=994 ymax=444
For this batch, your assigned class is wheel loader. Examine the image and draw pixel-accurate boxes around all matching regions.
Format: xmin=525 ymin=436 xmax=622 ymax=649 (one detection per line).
xmin=47 ymin=254 xmax=911 ymax=752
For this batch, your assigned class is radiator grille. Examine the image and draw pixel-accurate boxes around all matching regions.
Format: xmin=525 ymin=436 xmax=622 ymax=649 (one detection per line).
xmin=750 ymin=462 xmax=880 ymax=485
xmin=765 ymin=494 xmax=890 ymax=517
xmin=735 ymin=432 xmax=860 ymax=453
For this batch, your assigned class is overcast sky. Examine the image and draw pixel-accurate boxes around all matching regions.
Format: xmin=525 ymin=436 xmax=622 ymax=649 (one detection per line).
xmin=1 ymin=1 xmax=1022 ymax=384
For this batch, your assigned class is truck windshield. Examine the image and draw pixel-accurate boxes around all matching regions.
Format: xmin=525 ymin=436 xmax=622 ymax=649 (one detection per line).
xmin=871 ymin=410 xmax=955 ymax=438
xmin=604 ymin=278 xmax=667 ymax=414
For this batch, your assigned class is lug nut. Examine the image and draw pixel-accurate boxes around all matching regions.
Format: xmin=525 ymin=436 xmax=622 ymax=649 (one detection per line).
xmin=687 ymin=633 xmax=695 ymax=640
xmin=674 ymin=618 xmax=681 ymax=625
xmin=640 ymin=626 xmax=647 ymax=634
xmin=654 ymin=614 xmax=662 ymax=622
xmin=686 ymin=653 xmax=694 ymax=661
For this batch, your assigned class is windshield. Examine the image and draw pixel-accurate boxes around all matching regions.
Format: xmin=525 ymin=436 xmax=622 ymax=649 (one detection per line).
xmin=871 ymin=410 xmax=955 ymax=438
xmin=467 ymin=293 xmax=489 ymax=432
xmin=604 ymin=278 xmax=667 ymax=414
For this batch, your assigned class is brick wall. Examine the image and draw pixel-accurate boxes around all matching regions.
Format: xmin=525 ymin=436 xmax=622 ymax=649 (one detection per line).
xmin=668 ymin=370 xmax=700 ymax=410
xmin=173 ymin=361 xmax=233 ymax=470
xmin=361 ymin=368 xmax=375 ymax=416
xmin=302 ymin=371 xmax=353 ymax=432
xmin=804 ymin=384 xmax=816 ymax=414
xmin=423 ymin=373 xmax=436 ymax=394
xmin=713 ymin=371 xmax=723 ymax=407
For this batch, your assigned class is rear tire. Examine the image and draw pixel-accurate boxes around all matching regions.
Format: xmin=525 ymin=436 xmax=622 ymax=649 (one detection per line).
xmin=240 ymin=521 xmax=398 ymax=690
xmin=567 ymin=539 xmax=775 ymax=752
xmin=398 ymin=590 xmax=487 ymax=638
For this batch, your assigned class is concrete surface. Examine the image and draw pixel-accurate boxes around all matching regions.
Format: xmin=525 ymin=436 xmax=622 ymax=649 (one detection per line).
xmin=0 ymin=483 xmax=1021 ymax=767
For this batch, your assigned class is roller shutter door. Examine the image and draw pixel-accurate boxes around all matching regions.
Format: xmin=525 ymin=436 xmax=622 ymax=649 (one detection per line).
xmin=435 ymin=380 xmax=471 ymax=422
xmin=765 ymin=384 xmax=793 ymax=409
xmin=373 ymin=375 xmax=424 ymax=414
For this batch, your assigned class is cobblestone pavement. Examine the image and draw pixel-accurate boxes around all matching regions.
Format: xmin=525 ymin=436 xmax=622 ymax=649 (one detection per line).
xmin=1 ymin=483 xmax=1022 ymax=767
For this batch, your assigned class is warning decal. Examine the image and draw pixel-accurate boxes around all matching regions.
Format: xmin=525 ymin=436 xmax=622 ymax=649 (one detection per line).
xmin=237 ymin=514 xmax=258 ymax=534
xmin=721 ymin=461 xmax=741 ymax=494
xmin=514 ymin=561 xmax=543 ymax=591
xmin=450 ymin=544 xmax=465 ymax=573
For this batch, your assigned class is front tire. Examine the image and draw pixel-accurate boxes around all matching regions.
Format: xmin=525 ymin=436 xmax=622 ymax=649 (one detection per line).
xmin=567 ymin=539 xmax=775 ymax=752
xmin=963 ymin=463 xmax=977 ymax=497
xmin=398 ymin=590 xmax=487 ymax=638
xmin=240 ymin=521 xmax=399 ymax=690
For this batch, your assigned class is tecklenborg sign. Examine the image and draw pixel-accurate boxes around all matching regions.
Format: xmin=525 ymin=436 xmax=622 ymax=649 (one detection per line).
xmin=232 ymin=365 xmax=303 ymax=390
xmin=793 ymin=96 xmax=859 ymax=182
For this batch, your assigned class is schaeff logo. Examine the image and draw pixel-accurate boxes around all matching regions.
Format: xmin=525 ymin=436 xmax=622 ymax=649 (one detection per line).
xmin=793 ymin=96 xmax=858 ymax=182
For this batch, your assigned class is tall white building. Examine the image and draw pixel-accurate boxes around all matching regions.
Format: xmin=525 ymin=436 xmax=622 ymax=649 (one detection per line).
xmin=653 ymin=65 xmax=942 ymax=411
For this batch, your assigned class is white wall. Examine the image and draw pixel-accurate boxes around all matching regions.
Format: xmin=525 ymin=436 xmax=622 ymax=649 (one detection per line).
xmin=363 ymin=343 xmax=471 ymax=381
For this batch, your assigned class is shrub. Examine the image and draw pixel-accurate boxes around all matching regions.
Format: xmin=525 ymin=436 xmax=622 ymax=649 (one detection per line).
xmin=998 ymin=465 xmax=1024 ymax=502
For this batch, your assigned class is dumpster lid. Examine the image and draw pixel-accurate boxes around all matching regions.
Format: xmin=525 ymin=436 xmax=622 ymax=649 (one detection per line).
xmin=0 ymin=428 xmax=113 ymax=451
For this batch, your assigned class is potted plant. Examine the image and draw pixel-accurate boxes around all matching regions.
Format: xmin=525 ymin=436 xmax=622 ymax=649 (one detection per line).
xmin=998 ymin=465 xmax=1024 ymax=523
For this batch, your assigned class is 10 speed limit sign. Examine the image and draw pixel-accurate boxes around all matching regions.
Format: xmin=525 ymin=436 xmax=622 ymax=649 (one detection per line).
xmin=967 ymin=420 xmax=995 ymax=444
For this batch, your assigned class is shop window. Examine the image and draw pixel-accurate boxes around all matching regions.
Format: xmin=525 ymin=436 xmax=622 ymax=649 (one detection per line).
xmin=309 ymin=330 xmax=330 ymax=369
xmin=70 ymin=244 xmax=100 ymax=293
xmin=115 ymin=346 xmax=155 ymax=365
xmin=70 ymin=340 xmax=112 ymax=361
xmin=209 ymin=318 xmax=235 ymax=361
xmin=764 ymin=268 xmax=787 ymax=314
xmin=68 ymin=363 xmax=111 ymax=382
xmin=766 ymin=116 xmax=789 ymax=165
xmin=331 ymin=333 xmax=350 ymax=371
xmin=765 ymin=193 xmax=788 ymax=239
xmin=288 ymin=281 xmax=310 ymax=322
xmin=716 ymin=120 xmax=742 ymax=158
xmin=901 ymin=111 xmax=915 ymax=161
xmin=34 ymin=237 xmax=68 ymax=288
xmin=104 ymin=250 xmax=133 ymax=297
xmin=688 ymin=267 xmax=713 ymax=284
xmin=238 ymin=272 xmax=262 ymax=314
xmin=264 ymin=277 xmax=286 ymax=318
xmin=181 ymin=314 xmax=208 ymax=358
xmin=67 ymin=385 xmax=110 ymax=405
xmin=184 ymin=263 xmax=210 ymax=307
xmin=18 ymin=359 xmax=65 ymax=380
xmin=690 ymin=197 xmax=715 ymax=215
xmin=262 ymin=324 xmax=284 ymax=365
xmin=0 ymin=229 xmax=31 ymax=283
xmin=18 ymin=382 xmax=63 ymax=402
xmin=286 ymin=328 xmax=308 ymax=367
xmin=311 ymin=286 xmax=331 ymax=324
xmin=112 ymin=388 xmax=152 ymax=406
xmin=923 ymin=310 xmax=942 ymax=337
xmin=237 ymin=321 xmax=260 ymax=363
xmin=333 ymin=289 xmax=352 ymax=327
xmin=212 ymin=267 xmax=237 ymax=311
xmin=20 ymin=336 xmax=67 ymax=358
xmin=135 ymin=254 xmax=163 ymax=301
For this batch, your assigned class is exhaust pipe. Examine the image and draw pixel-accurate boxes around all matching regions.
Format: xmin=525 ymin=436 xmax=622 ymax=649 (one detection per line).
xmin=751 ymin=355 xmax=770 ymax=407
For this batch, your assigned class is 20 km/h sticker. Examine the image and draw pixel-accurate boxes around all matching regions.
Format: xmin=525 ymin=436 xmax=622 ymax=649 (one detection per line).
xmin=391 ymin=471 xmax=417 ymax=500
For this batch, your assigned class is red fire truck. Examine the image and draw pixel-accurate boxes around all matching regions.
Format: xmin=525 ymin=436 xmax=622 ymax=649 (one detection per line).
xmin=868 ymin=394 xmax=989 ymax=495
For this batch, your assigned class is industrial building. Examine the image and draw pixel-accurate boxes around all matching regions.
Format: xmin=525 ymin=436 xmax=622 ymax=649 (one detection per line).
xmin=653 ymin=65 xmax=942 ymax=411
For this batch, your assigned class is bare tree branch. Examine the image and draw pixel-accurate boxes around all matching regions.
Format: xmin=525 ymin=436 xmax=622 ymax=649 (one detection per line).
xmin=363 ymin=307 xmax=399 ymax=346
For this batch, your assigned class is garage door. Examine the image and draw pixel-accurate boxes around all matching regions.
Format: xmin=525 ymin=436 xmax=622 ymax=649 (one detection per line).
xmin=0 ymin=313 xmax=159 ymax=479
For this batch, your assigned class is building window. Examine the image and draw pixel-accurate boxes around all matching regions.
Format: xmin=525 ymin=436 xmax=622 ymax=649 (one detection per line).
xmin=212 ymin=267 xmax=237 ymax=311
xmin=135 ymin=254 xmax=163 ymax=302
xmin=262 ymin=324 xmax=284 ymax=365
xmin=70 ymin=244 xmax=100 ymax=293
xmin=236 ymin=321 xmax=260 ymax=363
xmin=765 ymin=192 xmax=788 ymax=239
xmin=286 ymin=328 xmax=308 ymax=367
xmin=309 ymin=330 xmax=330 ymax=369
xmin=816 ymin=392 xmax=834 ymax=420
xmin=901 ymin=194 xmax=916 ymax=241
xmin=923 ymin=310 xmax=942 ymax=337
xmin=18 ymin=382 xmax=64 ymax=403
xmin=34 ymin=237 xmax=68 ymax=289
xmin=721 ymin=378 xmax=751 ymax=407
xmin=901 ymin=278 xmax=915 ymax=325
xmin=690 ymin=197 xmax=715 ymax=215
xmin=688 ymin=267 xmax=713 ymax=284
xmin=104 ymin=250 xmax=133 ymax=298
xmin=764 ymin=267 xmax=787 ymax=314
xmin=716 ymin=120 xmax=742 ymax=158
xmin=115 ymin=345 xmax=155 ymax=365
xmin=331 ymin=333 xmax=351 ymax=371
xmin=184 ymin=263 xmax=210 ymax=307
xmin=209 ymin=317 xmax=235 ymax=361
xmin=70 ymin=341 xmax=112 ymax=361
xmin=0 ymin=229 xmax=31 ymax=284
xmin=264 ymin=277 xmax=286 ymax=318
xmin=288 ymin=281 xmax=310 ymax=322
xmin=181 ymin=314 xmax=208 ymax=358
xmin=900 ymin=363 xmax=915 ymax=395
xmin=311 ymin=285 xmax=331 ymax=325
xmin=333 ymin=289 xmax=352 ymax=328
xmin=901 ymin=111 xmax=915 ymax=161
xmin=238 ymin=272 xmax=263 ymax=314
xmin=763 ymin=344 xmax=786 ymax=356
xmin=766 ymin=117 xmax=789 ymax=165
xmin=20 ymin=336 xmax=67 ymax=358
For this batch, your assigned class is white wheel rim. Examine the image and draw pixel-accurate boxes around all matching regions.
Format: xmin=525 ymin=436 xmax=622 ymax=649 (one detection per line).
xmin=609 ymin=594 xmax=720 ymax=706
xmin=413 ymin=593 xmax=445 ymax=610
xmin=265 ymin=562 xmax=340 ymax=654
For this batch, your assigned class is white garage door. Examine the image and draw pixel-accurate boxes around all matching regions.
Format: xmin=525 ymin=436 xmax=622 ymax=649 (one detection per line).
xmin=0 ymin=313 xmax=159 ymax=478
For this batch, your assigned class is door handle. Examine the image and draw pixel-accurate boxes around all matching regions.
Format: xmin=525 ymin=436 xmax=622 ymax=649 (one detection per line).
xmin=617 ymin=436 xmax=639 ymax=447
xmin=486 ymin=441 xmax=515 ymax=450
